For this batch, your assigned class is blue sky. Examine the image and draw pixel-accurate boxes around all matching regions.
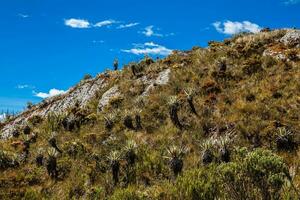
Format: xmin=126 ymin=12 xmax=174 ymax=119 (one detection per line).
xmin=0 ymin=0 xmax=299 ymax=113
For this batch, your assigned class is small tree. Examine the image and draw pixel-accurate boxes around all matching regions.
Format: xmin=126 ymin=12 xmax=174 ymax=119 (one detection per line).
xmin=26 ymin=101 xmax=34 ymax=109
xmin=113 ymin=59 xmax=119 ymax=71
xmin=83 ymin=74 xmax=92 ymax=80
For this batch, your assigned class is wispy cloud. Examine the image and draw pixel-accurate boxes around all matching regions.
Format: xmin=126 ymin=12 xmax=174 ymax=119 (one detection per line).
xmin=94 ymin=19 xmax=119 ymax=27
xmin=141 ymin=26 xmax=163 ymax=37
xmin=0 ymin=113 xmax=6 ymax=122
xmin=34 ymin=88 xmax=66 ymax=99
xmin=16 ymin=84 xmax=35 ymax=89
xmin=122 ymin=42 xmax=172 ymax=56
xmin=117 ymin=22 xmax=139 ymax=29
xmin=65 ymin=18 xmax=90 ymax=28
xmin=92 ymin=40 xmax=105 ymax=44
xmin=18 ymin=13 xmax=29 ymax=18
xmin=284 ymin=0 xmax=300 ymax=5
xmin=213 ymin=20 xmax=261 ymax=35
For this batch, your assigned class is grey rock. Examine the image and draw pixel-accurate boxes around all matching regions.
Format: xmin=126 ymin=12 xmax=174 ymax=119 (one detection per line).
xmin=280 ymin=30 xmax=300 ymax=47
xmin=142 ymin=68 xmax=171 ymax=96
xmin=97 ymin=86 xmax=120 ymax=112
xmin=1 ymin=75 xmax=108 ymax=139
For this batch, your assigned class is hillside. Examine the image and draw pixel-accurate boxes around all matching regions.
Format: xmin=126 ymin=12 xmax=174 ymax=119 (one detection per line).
xmin=0 ymin=28 xmax=300 ymax=199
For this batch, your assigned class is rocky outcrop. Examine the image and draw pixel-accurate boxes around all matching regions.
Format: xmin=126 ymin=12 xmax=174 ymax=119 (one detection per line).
xmin=280 ymin=30 xmax=300 ymax=47
xmin=142 ymin=68 xmax=171 ymax=96
xmin=1 ymin=75 xmax=108 ymax=139
xmin=97 ymin=86 xmax=120 ymax=112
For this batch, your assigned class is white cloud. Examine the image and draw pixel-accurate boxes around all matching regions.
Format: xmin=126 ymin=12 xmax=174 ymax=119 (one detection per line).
xmin=65 ymin=18 xmax=90 ymax=28
xmin=213 ymin=20 xmax=261 ymax=35
xmin=94 ymin=19 xmax=119 ymax=27
xmin=92 ymin=40 xmax=105 ymax=44
xmin=141 ymin=26 xmax=163 ymax=37
xmin=18 ymin=13 xmax=29 ymax=18
xmin=284 ymin=0 xmax=300 ymax=4
xmin=0 ymin=113 xmax=6 ymax=122
xmin=16 ymin=84 xmax=35 ymax=89
xmin=117 ymin=22 xmax=139 ymax=29
xmin=122 ymin=42 xmax=172 ymax=56
xmin=34 ymin=88 xmax=66 ymax=99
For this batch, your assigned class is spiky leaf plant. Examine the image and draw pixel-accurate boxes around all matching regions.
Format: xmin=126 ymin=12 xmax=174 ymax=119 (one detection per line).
xmin=62 ymin=114 xmax=78 ymax=131
xmin=184 ymin=88 xmax=197 ymax=115
xmin=168 ymin=96 xmax=182 ymax=129
xmin=36 ymin=148 xmax=44 ymax=167
xmin=200 ymin=139 xmax=215 ymax=165
xmin=123 ymin=140 xmax=137 ymax=166
xmin=23 ymin=125 xmax=31 ymax=135
xmin=165 ymin=145 xmax=187 ymax=177
xmin=107 ymin=151 xmax=121 ymax=186
xmin=21 ymin=135 xmax=31 ymax=157
xmin=48 ymin=132 xmax=62 ymax=153
xmin=0 ymin=150 xmax=18 ymax=170
xmin=216 ymin=58 xmax=227 ymax=73
xmin=123 ymin=110 xmax=135 ymax=130
xmin=218 ymin=136 xmax=231 ymax=163
xmin=104 ymin=112 xmax=116 ymax=131
xmin=46 ymin=148 xmax=59 ymax=179
xmin=276 ymin=127 xmax=296 ymax=151
xmin=133 ymin=108 xmax=142 ymax=130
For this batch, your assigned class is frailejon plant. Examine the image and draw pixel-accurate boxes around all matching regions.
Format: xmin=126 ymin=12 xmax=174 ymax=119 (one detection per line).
xmin=123 ymin=110 xmax=135 ymax=130
xmin=113 ymin=59 xmax=119 ymax=71
xmin=165 ymin=145 xmax=188 ymax=177
xmin=23 ymin=124 xmax=31 ymax=135
xmin=184 ymin=88 xmax=197 ymax=115
xmin=218 ymin=136 xmax=231 ymax=163
xmin=46 ymin=147 xmax=59 ymax=179
xmin=0 ymin=150 xmax=18 ymax=170
xmin=123 ymin=140 xmax=137 ymax=166
xmin=107 ymin=150 xmax=121 ymax=186
xmin=48 ymin=133 xmax=62 ymax=153
xmin=123 ymin=140 xmax=138 ymax=185
xmin=35 ymin=148 xmax=44 ymax=167
xmin=168 ymin=96 xmax=182 ymax=129
xmin=200 ymin=139 xmax=215 ymax=165
xmin=104 ymin=112 xmax=116 ymax=131
xmin=133 ymin=108 xmax=143 ymax=131
xmin=275 ymin=127 xmax=297 ymax=151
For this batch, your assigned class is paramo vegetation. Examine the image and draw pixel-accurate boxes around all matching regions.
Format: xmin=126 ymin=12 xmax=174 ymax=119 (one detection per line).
xmin=0 ymin=29 xmax=300 ymax=199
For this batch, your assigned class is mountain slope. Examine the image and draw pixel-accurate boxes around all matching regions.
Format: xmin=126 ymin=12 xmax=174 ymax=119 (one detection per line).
xmin=0 ymin=29 xmax=300 ymax=199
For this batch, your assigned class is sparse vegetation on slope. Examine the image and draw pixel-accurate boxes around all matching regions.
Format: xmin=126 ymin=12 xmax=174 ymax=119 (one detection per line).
xmin=0 ymin=29 xmax=300 ymax=199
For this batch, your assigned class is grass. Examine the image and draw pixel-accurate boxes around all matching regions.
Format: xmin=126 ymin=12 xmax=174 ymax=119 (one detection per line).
xmin=0 ymin=29 xmax=300 ymax=199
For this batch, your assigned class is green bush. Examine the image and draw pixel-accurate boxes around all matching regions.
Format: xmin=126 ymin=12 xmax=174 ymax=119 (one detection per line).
xmin=218 ymin=148 xmax=290 ymax=200
xmin=109 ymin=186 xmax=141 ymax=200
xmin=174 ymin=167 xmax=219 ymax=200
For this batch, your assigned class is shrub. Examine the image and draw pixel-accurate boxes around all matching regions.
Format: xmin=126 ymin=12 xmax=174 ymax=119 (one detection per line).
xmin=109 ymin=186 xmax=141 ymax=200
xmin=218 ymin=148 xmax=290 ymax=200
xmin=83 ymin=74 xmax=93 ymax=80
xmin=174 ymin=167 xmax=219 ymax=200
xmin=0 ymin=150 xmax=18 ymax=170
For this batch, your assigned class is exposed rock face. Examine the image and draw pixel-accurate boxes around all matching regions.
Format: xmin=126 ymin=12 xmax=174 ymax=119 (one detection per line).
xmin=280 ymin=30 xmax=300 ymax=47
xmin=97 ymin=86 xmax=120 ymax=112
xmin=142 ymin=68 xmax=171 ymax=96
xmin=263 ymin=30 xmax=300 ymax=61
xmin=1 ymin=76 xmax=108 ymax=139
